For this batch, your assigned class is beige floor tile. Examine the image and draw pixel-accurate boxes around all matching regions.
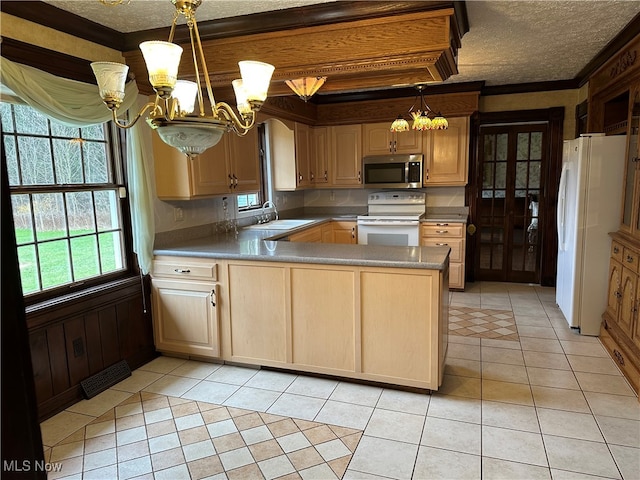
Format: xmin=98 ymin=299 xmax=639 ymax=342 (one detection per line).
xmin=482 ymin=362 xmax=529 ymax=384
xmin=483 ymin=425 xmax=547 ymax=467
xmin=444 ymin=357 xmax=482 ymax=378
xmin=609 ymin=444 xmax=640 ymax=480
xmin=526 ymin=367 xmax=580 ymax=390
xmin=111 ymin=370 xmax=164 ymax=393
xmin=169 ymin=360 xmax=222 ymax=379
xmin=85 ymin=419 xmax=115 ymax=439
xmin=118 ymin=454 xmax=152 ymax=480
xmin=514 ymin=315 xmax=553 ymax=328
xmin=66 ymin=389 xmax=132 ymax=418
xmin=519 ymin=337 xmax=564 ymax=354
xmin=218 ymin=446 xmax=254 ymax=471
xmin=531 ymin=386 xmax=590 ymax=413
xmin=483 ymin=458 xmax=551 ymax=479
xmin=227 ymin=462 xmax=266 ymax=480
xmin=518 ymin=326 xmax=558 ymax=339
xmin=448 ymin=342 xmax=482 ymax=361
xmin=117 ymin=439 xmax=150 ymax=462
xmin=138 ymin=355 xmax=187 ymax=374
xmin=481 ymin=338 xmax=521 ymax=350
xmin=482 ymin=379 xmax=534 ymax=406
xmin=267 ymin=393 xmax=326 ymax=421
xmin=448 ymin=334 xmax=481 ymax=346
xmin=154 ymin=463 xmax=191 ymax=480
xmin=364 ymin=409 xmax=424 ymax=444
xmin=560 ymin=340 xmax=608 ymax=357
xmin=286 ymin=446 xmax=323 ymax=470
xmin=482 ymin=400 xmax=539 ymax=433
xmin=537 ymin=408 xmax=604 ymax=442
xmin=584 ymin=392 xmax=640 ymax=420
xmin=144 ymin=375 xmax=200 ymax=397
xmin=84 ymin=432 xmax=116 ymax=454
xmin=49 ymin=440 xmax=85 ymax=462
xmin=428 ymin=394 xmax=481 ymax=424
xmin=40 ymin=411 xmax=94 ymax=447
xmin=574 ymin=371 xmax=636 ymax=396
xmin=48 ymin=455 xmax=83 ymax=480
xmin=523 ymin=351 xmax=571 ymax=370
xmin=375 ymin=388 xmax=430 ymax=415
xmin=595 ymin=415 xmax=640 ymax=448
xmin=182 ymin=439 xmax=215 ymax=462
xmin=315 ymin=400 xmax=373 ymax=430
xmin=150 ymin=445 xmax=185 ymax=471
xmin=257 ymin=453 xmax=296 ymax=479
xmin=543 ymin=435 xmax=621 ymax=478
xmin=187 ymin=454 xmax=224 ymax=480
xmin=414 ymin=446 xmax=481 ymax=479
xmin=566 ymin=355 xmax=621 ymax=375
xmin=437 ymin=375 xmax=482 ymax=399
xmin=421 ymin=417 xmax=481 ymax=455
xmin=300 ymin=462 xmax=339 ymax=480
xmin=212 ymin=432 xmax=246 ymax=454
xmin=481 ymin=346 xmax=525 ymax=366
xmin=349 ymin=435 xmax=418 ymax=479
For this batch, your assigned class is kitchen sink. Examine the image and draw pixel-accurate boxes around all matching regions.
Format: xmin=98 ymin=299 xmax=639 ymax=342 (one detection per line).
xmin=244 ymin=219 xmax=316 ymax=230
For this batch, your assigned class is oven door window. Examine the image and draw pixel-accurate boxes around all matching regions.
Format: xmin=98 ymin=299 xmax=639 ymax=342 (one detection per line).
xmin=364 ymin=163 xmax=406 ymax=184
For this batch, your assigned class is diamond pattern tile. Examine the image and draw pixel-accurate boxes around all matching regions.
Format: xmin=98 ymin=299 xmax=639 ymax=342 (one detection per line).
xmin=450 ymin=307 xmax=519 ymax=341
xmin=43 ymin=392 xmax=361 ymax=479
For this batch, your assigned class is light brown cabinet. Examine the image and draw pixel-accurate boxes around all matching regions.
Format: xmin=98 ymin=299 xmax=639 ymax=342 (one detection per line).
xmin=270 ymin=119 xmax=313 ymax=190
xmin=151 ymin=256 xmax=220 ymax=357
xmin=332 ymin=221 xmax=357 ymax=244
xmin=152 ymin=128 xmax=260 ymax=199
xmin=330 ymin=124 xmax=362 ymax=187
xmin=423 ymin=116 xmax=470 ymax=186
xmin=311 ymin=126 xmax=330 ymax=186
xmin=288 ymin=221 xmax=357 ymax=244
xmin=288 ymin=225 xmax=323 ymax=243
xmin=620 ymin=85 xmax=640 ymax=239
xmin=421 ymin=222 xmax=465 ymax=290
xmin=362 ymin=122 xmax=422 ymax=155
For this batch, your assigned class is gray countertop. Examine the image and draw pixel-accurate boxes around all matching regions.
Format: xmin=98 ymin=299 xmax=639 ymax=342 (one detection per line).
xmin=154 ymin=217 xmax=450 ymax=271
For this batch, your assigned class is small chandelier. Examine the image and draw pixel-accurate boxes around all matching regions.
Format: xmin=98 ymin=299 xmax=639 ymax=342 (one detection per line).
xmin=285 ymin=76 xmax=327 ymax=102
xmin=390 ymin=85 xmax=448 ymax=133
xmin=91 ymin=0 xmax=275 ymax=158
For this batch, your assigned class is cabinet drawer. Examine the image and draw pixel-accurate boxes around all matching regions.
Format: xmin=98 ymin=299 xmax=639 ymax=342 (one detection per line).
xmin=421 ymin=238 xmax=463 ymax=263
xmin=622 ymin=247 xmax=639 ymax=273
xmin=611 ymin=241 xmax=624 ymax=263
xmin=153 ymin=258 xmax=218 ymax=281
xmin=421 ymin=223 xmax=464 ymax=238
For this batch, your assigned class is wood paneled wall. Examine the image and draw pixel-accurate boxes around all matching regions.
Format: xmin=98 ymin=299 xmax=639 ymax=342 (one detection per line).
xmin=27 ymin=278 xmax=156 ymax=421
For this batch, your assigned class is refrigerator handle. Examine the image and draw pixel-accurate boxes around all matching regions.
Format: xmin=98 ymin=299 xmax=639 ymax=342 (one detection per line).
xmin=557 ymin=164 xmax=569 ymax=251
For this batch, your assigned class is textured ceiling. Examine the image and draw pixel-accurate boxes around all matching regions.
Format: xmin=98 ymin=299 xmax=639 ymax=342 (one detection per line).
xmin=43 ymin=0 xmax=640 ymax=87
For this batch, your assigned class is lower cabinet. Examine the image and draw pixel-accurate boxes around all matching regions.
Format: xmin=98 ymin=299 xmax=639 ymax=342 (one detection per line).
xmin=151 ymin=257 xmax=220 ymax=357
xmin=289 ymin=221 xmax=357 ymax=244
xmin=421 ymin=222 xmax=466 ymax=290
xmin=601 ymin=235 xmax=640 ymax=395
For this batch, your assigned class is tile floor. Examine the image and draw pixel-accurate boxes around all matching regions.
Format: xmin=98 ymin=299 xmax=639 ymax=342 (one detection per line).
xmin=40 ymin=282 xmax=640 ymax=479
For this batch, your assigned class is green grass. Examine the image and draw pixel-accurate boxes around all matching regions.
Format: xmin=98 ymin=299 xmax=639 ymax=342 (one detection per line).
xmin=16 ymin=229 xmax=120 ymax=294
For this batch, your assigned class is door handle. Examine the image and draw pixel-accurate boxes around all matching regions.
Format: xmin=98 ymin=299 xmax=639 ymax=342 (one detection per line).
xmin=211 ymin=288 xmax=216 ymax=307
xmin=174 ymin=269 xmax=191 ymax=274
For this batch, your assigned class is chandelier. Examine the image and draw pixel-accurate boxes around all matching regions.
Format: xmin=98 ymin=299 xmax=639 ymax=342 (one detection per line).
xmin=91 ymin=0 xmax=275 ymax=158
xmin=390 ymin=85 xmax=448 ymax=132
xmin=285 ymin=76 xmax=327 ymax=102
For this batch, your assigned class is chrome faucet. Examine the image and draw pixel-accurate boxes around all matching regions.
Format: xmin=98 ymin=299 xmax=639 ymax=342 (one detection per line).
xmin=261 ymin=200 xmax=279 ymax=223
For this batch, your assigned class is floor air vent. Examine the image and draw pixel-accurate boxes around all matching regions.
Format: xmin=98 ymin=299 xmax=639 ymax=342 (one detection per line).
xmin=81 ymin=360 xmax=131 ymax=399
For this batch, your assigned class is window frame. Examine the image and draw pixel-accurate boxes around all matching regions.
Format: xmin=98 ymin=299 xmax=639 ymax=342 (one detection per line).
xmin=2 ymin=103 xmax=136 ymax=307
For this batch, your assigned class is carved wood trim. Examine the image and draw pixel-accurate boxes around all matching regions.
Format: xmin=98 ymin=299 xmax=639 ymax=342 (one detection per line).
xmin=589 ymin=34 xmax=640 ymax=98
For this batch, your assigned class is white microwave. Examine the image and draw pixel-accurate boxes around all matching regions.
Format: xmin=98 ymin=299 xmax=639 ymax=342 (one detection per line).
xmin=362 ymin=154 xmax=423 ymax=189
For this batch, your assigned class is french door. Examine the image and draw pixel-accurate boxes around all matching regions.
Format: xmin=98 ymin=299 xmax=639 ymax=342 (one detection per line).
xmin=475 ymin=124 xmax=549 ymax=283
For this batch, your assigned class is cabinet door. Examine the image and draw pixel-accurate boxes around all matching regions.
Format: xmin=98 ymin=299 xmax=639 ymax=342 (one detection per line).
xmin=295 ymin=123 xmax=312 ymax=187
xmin=621 ymin=85 xmax=640 ymax=238
xmin=312 ymin=126 xmax=330 ymax=185
xmin=423 ymin=116 xmax=469 ymax=186
xmin=606 ymin=260 xmax=623 ymax=321
xmin=151 ymin=279 xmax=219 ymax=357
xmin=619 ymin=268 xmax=638 ymax=336
xmin=321 ymin=223 xmax=334 ymax=243
xmin=289 ymin=225 xmax=323 ymax=243
xmin=228 ymin=127 xmax=261 ymax=193
xmin=633 ymin=277 xmax=640 ymax=352
xmin=192 ymin=138 xmax=232 ymax=196
xmin=363 ymin=123 xmax=393 ymax=155
xmin=290 ymin=267 xmax=356 ymax=371
xmin=360 ymin=270 xmax=437 ymax=383
xmin=394 ymin=129 xmax=422 ymax=154
xmin=227 ymin=263 xmax=287 ymax=363
xmin=331 ymin=125 xmax=362 ymax=186
xmin=332 ymin=221 xmax=357 ymax=244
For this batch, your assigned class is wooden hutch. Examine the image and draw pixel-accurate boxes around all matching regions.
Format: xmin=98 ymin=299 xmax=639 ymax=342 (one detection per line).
xmin=589 ymin=33 xmax=640 ymax=396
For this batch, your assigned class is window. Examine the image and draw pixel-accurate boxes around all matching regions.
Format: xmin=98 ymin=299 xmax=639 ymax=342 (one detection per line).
xmin=237 ymin=123 xmax=269 ymax=214
xmin=1 ymin=102 xmax=129 ymax=300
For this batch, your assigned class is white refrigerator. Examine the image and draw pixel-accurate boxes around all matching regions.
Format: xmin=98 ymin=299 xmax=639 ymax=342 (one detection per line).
xmin=556 ymin=134 xmax=626 ymax=335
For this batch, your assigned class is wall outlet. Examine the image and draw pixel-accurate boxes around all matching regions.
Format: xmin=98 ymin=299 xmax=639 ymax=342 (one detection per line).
xmin=174 ymin=207 xmax=184 ymax=222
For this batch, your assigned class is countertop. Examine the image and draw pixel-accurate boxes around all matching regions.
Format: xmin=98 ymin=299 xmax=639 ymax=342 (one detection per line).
xmin=154 ymin=216 xmax=450 ymax=271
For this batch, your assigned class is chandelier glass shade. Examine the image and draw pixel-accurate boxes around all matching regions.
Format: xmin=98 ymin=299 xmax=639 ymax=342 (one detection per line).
xmin=285 ymin=76 xmax=327 ymax=101
xmin=91 ymin=0 xmax=275 ymax=158
xmin=390 ymin=85 xmax=448 ymax=133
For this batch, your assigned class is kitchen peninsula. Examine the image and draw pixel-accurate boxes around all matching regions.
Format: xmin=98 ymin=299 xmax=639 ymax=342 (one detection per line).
xmin=152 ymin=219 xmax=450 ymax=391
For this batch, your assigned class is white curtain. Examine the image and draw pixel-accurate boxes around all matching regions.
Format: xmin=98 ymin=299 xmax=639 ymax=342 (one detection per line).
xmin=0 ymin=57 xmax=155 ymax=274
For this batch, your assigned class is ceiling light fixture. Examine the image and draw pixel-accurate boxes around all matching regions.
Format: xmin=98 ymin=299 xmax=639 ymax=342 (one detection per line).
xmin=91 ymin=0 xmax=275 ymax=158
xmin=285 ymin=76 xmax=327 ymax=102
xmin=390 ymin=85 xmax=448 ymax=132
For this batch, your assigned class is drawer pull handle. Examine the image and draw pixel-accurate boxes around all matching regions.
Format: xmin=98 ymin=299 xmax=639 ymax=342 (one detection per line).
xmin=436 ymin=243 xmax=449 ymax=246
xmin=436 ymin=230 xmax=449 ymax=234
xmin=626 ymin=255 xmax=634 ymax=263
xmin=613 ymin=246 xmax=620 ymax=254
xmin=174 ymin=268 xmax=191 ymax=274
xmin=436 ymin=223 xmax=449 ymax=226
xmin=211 ymin=289 xmax=216 ymax=307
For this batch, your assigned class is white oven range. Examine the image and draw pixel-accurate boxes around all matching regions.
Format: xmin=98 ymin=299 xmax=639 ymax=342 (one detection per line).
xmin=357 ymin=191 xmax=426 ymax=247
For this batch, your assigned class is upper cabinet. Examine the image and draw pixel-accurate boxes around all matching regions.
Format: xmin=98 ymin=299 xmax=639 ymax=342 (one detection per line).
xmin=330 ymin=124 xmax=362 ymax=187
xmin=270 ymin=119 xmax=312 ymax=191
xmin=423 ymin=116 xmax=470 ymax=186
xmin=363 ymin=122 xmax=422 ymax=155
xmin=311 ymin=126 xmax=330 ymax=186
xmin=621 ymin=84 xmax=640 ymax=239
xmin=153 ymin=128 xmax=260 ymax=200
